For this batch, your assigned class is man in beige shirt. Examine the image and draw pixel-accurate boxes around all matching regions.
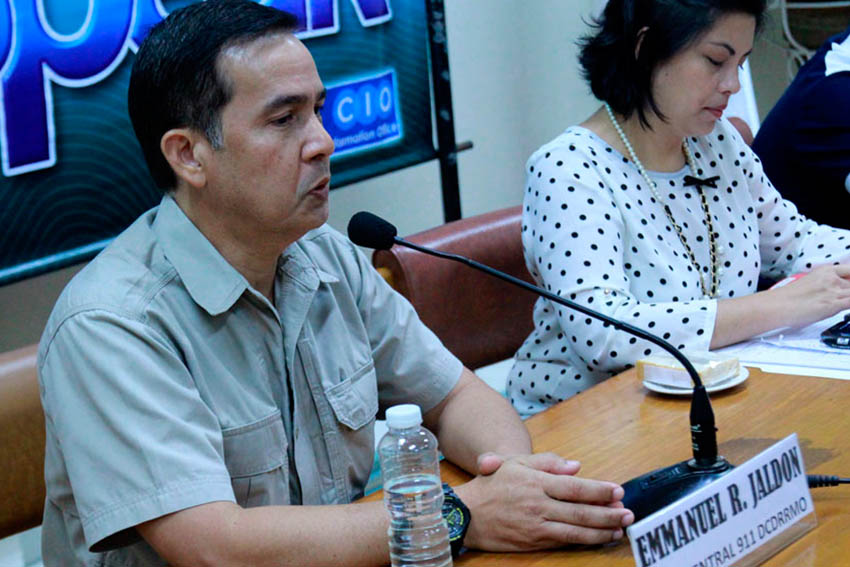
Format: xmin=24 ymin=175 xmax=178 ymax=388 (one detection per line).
xmin=37 ymin=1 xmax=633 ymax=565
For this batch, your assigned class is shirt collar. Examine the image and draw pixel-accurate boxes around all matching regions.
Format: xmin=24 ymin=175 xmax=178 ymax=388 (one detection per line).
xmin=825 ymin=34 xmax=850 ymax=77
xmin=278 ymin=234 xmax=340 ymax=290
xmin=154 ymin=196 xmax=339 ymax=315
xmin=154 ymin=195 xmax=249 ymax=316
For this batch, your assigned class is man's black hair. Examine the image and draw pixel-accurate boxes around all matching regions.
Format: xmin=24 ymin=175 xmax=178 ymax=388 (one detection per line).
xmin=578 ymin=0 xmax=767 ymax=128
xmin=128 ymin=0 xmax=298 ymax=190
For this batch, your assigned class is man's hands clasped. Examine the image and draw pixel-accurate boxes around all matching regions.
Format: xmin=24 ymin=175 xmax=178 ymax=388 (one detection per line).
xmin=454 ymin=452 xmax=634 ymax=552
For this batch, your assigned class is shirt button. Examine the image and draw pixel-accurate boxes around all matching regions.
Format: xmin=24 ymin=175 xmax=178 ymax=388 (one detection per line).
xmin=716 ymin=245 xmax=725 ymax=255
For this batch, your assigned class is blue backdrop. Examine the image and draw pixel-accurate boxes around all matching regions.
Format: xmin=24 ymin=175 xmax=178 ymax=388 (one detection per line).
xmin=0 ymin=0 xmax=435 ymax=284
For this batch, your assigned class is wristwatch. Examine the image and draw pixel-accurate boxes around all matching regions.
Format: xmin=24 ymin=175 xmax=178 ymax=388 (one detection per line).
xmin=441 ymin=483 xmax=470 ymax=557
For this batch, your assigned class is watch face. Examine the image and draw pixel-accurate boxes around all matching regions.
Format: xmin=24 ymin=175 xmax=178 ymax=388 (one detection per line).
xmin=443 ymin=497 xmax=470 ymax=541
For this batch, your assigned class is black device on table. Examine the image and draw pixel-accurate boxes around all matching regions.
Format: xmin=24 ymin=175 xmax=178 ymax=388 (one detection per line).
xmin=821 ymin=313 xmax=850 ymax=348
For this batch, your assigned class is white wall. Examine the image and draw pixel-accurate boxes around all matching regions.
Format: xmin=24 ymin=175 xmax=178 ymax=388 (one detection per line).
xmin=749 ymin=8 xmax=796 ymax=119
xmin=0 ymin=0 xmax=791 ymax=353
xmin=330 ymin=0 xmax=601 ymax=231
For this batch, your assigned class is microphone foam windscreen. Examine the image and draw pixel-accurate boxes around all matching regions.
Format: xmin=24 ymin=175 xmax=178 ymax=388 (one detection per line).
xmin=347 ymin=211 xmax=398 ymax=250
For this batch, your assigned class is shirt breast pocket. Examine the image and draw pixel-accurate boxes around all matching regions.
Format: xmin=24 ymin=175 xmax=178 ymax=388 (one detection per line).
xmin=323 ymin=361 xmax=379 ymax=499
xmin=324 ymin=361 xmax=379 ymax=430
xmin=222 ymin=411 xmax=289 ymax=508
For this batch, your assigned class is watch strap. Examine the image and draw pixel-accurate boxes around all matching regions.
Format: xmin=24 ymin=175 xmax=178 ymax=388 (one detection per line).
xmin=442 ymin=483 xmax=470 ymax=558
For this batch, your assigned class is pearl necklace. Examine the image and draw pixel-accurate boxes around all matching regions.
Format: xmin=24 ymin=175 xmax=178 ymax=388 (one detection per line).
xmin=604 ymin=102 xmax=719 ymax=299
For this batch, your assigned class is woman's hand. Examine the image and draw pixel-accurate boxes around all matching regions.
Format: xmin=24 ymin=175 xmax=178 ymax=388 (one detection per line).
xmin=767 ymin=265 xmax=850 ymax=329
xmin=712 ymin=264 xmax=850 ymax=348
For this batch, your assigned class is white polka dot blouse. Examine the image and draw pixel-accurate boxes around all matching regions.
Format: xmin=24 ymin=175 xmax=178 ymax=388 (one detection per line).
xmin=507 ymin=118 xmax=850 ymax=418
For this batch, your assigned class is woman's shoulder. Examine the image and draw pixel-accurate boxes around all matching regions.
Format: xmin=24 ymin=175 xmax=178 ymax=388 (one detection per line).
xmin=691 ymin=117 xmax=760 ymax=177
xmin=525 ymin=125 xmax=614 ymax=172
xmin=696 ymin=117 xmax=751 ymax=153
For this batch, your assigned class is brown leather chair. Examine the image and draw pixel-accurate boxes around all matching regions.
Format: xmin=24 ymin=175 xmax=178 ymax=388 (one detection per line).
xmin=0 ymin=343 xmax=46 ymax=540
xmin=372 ymin=206 xmax=536 ymax=370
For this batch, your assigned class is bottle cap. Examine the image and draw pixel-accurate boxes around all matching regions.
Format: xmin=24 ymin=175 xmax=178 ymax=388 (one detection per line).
xmin=386 ymin=404 xmax=422 ymax=429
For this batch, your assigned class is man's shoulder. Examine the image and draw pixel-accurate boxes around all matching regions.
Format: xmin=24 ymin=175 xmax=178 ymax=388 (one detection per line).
xmin=41 ymin=210 xmax=176 ymax=344
xmin=782 ymin=29 xmax=850 ymax=99
xmin=294 ymin=223 xmax=364 ymax=273
xmin=297 ymin=223 xmax=349 ymax=248
xmin=290 ymin=223 xmax=388 ymax=298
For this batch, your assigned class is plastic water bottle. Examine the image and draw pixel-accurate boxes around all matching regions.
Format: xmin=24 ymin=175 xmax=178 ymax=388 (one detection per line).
xmin=378 ymin=404 xmax=452 ymax=567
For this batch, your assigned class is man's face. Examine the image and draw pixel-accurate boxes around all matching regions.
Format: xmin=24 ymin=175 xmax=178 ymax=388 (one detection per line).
xmin=197 ymin=34 xmax=334 ymax=245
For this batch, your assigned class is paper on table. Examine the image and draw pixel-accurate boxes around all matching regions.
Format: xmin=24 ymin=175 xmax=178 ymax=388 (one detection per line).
xmin=759 ymin=312 xmax=848 ymax=354
xmin=716 ymin=311 xmax=850 ymax=374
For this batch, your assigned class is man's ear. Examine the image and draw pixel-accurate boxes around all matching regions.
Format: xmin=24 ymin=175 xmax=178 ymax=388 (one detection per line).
xmin=635 ymin=26 xmax=649 ymax=60
xmin=160 ymin=128 xmax=209 ymax=189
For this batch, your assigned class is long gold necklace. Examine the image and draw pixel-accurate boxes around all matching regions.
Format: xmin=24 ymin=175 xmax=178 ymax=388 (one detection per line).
xmin=605 ymin=103 xmax=719 ymax=299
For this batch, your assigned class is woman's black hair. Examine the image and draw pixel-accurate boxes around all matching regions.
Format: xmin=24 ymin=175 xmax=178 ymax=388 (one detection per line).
xmin=578 ymin=0 xmax=767 ymax=128
xmin=128 ymin=0 xmax=298 ymax=190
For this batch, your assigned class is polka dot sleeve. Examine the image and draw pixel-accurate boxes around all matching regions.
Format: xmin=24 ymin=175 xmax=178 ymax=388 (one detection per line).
xmin=742 ymin=147 xmax=850 ymax=276
xmin=517 ymin=131 xmax=716 ymax=389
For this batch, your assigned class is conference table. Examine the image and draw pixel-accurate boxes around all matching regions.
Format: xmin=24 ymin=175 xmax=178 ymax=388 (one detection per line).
xmin=380 ymin=367 xmax=850 ymax=566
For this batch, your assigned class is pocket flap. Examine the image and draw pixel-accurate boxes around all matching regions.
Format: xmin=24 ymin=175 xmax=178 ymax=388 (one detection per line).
xmin=325 ymin=363 xmax=379 ymax=430
xmin=222 ymin=411 xmax=287 ymax=478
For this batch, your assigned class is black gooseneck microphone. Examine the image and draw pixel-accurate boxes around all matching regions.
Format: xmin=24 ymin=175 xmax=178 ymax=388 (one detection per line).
xmin=348 ymin=211 xmax=733 ymax=521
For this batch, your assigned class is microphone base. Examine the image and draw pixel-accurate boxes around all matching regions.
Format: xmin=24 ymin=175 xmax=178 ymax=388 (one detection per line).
xmin=622 ymin=457 xmax=734 ymax=522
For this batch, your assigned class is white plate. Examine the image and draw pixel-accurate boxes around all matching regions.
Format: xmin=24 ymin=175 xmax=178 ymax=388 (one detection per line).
xmin=643 ymin=367 xmax=749 ymax=396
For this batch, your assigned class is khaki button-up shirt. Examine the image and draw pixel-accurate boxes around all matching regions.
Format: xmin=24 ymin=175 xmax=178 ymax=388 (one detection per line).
xmin=38 ymin=196 xmax=462 ymax=566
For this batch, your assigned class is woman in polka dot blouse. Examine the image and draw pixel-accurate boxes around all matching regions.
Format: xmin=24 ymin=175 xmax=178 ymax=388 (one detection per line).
xmin=508 ymin=0 xmax=850 ymax=417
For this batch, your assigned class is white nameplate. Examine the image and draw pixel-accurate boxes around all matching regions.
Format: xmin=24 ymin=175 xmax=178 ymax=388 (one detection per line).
xmin=627 ymin=433 xmax=815 ymax=567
